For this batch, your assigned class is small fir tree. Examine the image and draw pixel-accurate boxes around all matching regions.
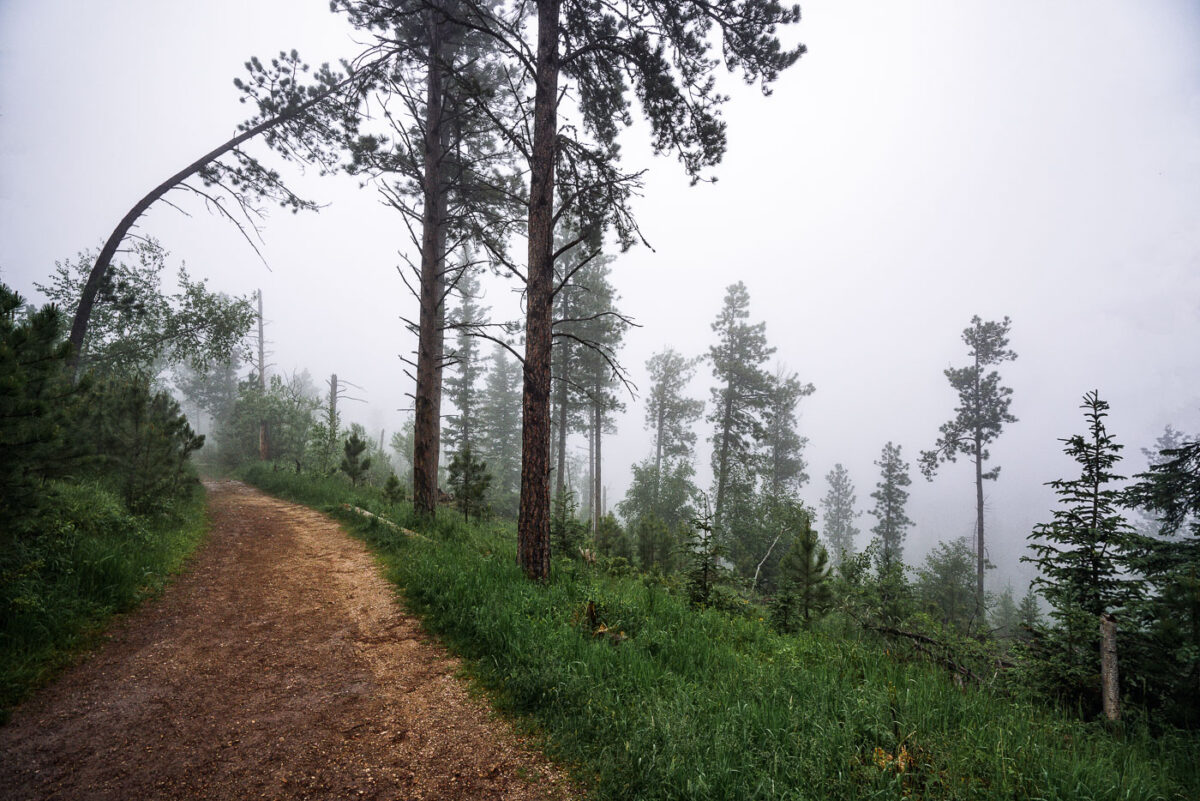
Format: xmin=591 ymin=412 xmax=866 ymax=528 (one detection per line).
xmin=772 ymin=518 xmax=832 ymax=632
xmin=340 ymin=429 xmax=371 ymax=487
xmin=383 ymin=472 xmax=405 ymax=505
xmin=446 ymin=446 xmax=492 ymax=523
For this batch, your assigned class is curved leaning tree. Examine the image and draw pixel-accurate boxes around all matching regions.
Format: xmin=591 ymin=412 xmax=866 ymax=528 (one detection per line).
xmin=67 ymin=47 xmax=394 ymax=376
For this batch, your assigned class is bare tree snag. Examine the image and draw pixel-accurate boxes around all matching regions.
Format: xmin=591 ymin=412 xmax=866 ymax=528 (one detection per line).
xmin=1101 ymin=613 xmax=1121 ymax=722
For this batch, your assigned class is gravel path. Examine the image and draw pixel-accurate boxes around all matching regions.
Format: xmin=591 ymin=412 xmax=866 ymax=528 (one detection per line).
xmin=0 ymin=480 xmax=577 ymax=801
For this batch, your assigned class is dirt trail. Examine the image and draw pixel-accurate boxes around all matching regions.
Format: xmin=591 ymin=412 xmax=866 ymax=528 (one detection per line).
xmin=0 ymin=480 xmax=577 ymax=801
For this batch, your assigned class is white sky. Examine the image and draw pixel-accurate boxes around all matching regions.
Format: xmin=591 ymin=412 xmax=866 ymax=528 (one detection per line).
xmin=2 ymin=0 xmax=1199 ymax=590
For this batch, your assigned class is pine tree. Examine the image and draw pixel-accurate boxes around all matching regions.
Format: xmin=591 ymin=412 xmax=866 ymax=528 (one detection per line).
xmin=1017 ymin=587 xmax=1043 ymax=635
xmin=383 ymin=472 xmax=405 ymax=505
xmin=0 ymin=284 xmax=76 ymax=530
xmin=870 ymin=442 xmax=913 ymax=571
xmin=708 ymin=282 xmax=775 ymax=529
xmin=503 ymin=1 xmax=805 ymax=579
xmin=644 ymin=349 xmax=704 ymax=489
xmin=760 ymin=366 xmax=815 ymax=499
xmin=821 ymin=463 xmax=861 ymax=565
xmin=920 ymin=315 xmax=1017 ymax=617
xmin=477 ymin=344 xmax=523 ymax=516
xmin=443 ymin=268 xmax=489 ymax=457
xmin=340 ymin=428 xmax=372 ymax=487
xmin=771 ymin=518 xmax=832 ymax=632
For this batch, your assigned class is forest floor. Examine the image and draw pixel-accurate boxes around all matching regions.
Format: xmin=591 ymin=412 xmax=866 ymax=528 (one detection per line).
xmin=0 ymin=480 xmax=577 ymax=801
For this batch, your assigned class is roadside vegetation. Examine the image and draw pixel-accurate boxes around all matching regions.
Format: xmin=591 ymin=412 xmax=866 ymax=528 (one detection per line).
xmin=241 ymin=464 xmax=1200 ymax=801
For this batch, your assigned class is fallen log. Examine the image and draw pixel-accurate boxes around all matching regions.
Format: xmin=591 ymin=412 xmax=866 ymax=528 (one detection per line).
xmin=339 ymin=504 xmax=424 ymax=539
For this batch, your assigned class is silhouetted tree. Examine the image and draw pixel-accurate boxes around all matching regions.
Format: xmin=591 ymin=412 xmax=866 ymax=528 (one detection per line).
xmin=821 ymin=463 xmax=861 ymax=565
xmin=920 ymin=315 xmax=1017 ymax=616
xmin=870 ymin=442 xmax=913 ymax=572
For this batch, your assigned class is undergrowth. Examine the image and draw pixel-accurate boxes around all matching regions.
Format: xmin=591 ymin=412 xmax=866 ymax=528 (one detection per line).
xmin=242 ymin=464 xmax=1200 ymax=800
xmin=0 ymin=480 xmax=208 ymax=721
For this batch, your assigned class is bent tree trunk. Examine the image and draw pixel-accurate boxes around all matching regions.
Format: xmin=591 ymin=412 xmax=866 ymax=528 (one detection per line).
xmin=517 ymin=0 xmax=560 ymax=581
xmin=67 ymin=69 xmax=371 ymax=376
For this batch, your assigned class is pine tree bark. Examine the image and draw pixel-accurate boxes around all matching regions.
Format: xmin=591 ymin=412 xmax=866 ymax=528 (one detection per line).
xmin=714 ymin=392 xmax=734 ymax=527
xmin=413 ymin=5 xmax=450 ymax=518
xmin=517 ymin=0 xmax=560 ymax=580
xmin=553 ymin=301 xmax=571 ymax=512
xmin=974 ymin=432 xmax=985 ymax=616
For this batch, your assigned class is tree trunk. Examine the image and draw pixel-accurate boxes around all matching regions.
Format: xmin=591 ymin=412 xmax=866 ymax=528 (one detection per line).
xmin=593 ymin=399 xmax=602 ymax=534
xmin=654 ymin=402 xmax=664 ymax=506
xmin=67 ymin=69 xmax=374 ymax=377
xmin=553 ymin=311 xmax=571 ymax=512
xmin=974 ymin=433 xmax=985 ymax=617
xmin=714 ymin=391 xmax=734 ymax=527
xmin=413 ymin=5 xmax=450 ymax=518
xmin=256 ymin=289 xmax=269 ymax=461
xmin=1100 ymin=613 xmax=1120 ymax=722
xmin=517 ymin=0 xmax=560 ymax=580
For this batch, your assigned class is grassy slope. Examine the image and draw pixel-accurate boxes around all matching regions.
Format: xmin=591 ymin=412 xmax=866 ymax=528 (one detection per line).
xmin=0 ymin=481 xmax=209 ymax=720
xmin=243 ymin=465 xmax=1199 ymax=801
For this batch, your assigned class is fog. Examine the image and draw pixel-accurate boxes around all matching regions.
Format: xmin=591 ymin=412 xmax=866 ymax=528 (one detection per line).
xmin=3 ymin=0 xmax=1198 ymax=591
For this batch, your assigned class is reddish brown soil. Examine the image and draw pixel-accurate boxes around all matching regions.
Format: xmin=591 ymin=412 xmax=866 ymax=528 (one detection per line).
xmin=0 ymin=480 xmax=578 ymax=801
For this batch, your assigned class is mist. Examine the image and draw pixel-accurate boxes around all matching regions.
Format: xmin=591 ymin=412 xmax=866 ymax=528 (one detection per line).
xmin=3 ymin=0 xmax=1199 ymax=598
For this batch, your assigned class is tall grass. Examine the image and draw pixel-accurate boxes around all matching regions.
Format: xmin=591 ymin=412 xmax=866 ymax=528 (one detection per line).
xmin=0 ymin=480 xmax=208 ymax=720
xmin=243 ymin=466 xmax=1200 ymax=800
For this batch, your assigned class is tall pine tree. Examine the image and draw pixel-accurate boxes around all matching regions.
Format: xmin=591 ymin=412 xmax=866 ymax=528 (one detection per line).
xmin=821 ymin=463 xmax=861 ymax=565
xmin=920 ymin=315 xmax=1017 ymax=616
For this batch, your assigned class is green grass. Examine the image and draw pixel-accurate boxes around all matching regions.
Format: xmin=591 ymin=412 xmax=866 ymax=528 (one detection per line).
xmin=243 ymin=465 xmax=1200 ymax=800
xmin=0 ymin=480 xmax=209 ymax=721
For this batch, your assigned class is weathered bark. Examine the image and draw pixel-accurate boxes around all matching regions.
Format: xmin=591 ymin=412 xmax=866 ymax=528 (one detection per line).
xmin=654 ymin=401 xmax=664 ymax=505
xmin=67 ymin=70 xmax=372 ymax=376
xmin=1100 ymin=613 xmax=1120 ymax=722
xmin=413 ymin=5 xmax=451 ymax=518
xmin=517 ymin=0 xmax=560 ymax=581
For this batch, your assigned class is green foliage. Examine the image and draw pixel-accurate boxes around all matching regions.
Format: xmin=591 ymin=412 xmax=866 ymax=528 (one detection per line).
xmin=870 ymin=441 xmax=913 ymax=570
xmin=383 ymin=472 xmax=405 ymax=505
xmin=1126 ymin=434 xmax=1200 ymax=726
xmin=37 ymin=240 xmax=255 ymax=378
xmin=821 ymin=463 xmax=861 ymax=566
xmin=594 ymin=513 xmax=631 ymax=561
xmin=916 ymin=537 xmax=979 ymax=633
xmin=683 ymin=499 xmax=728 ymax=608
xmin=249 ymin=469 xmax=1200 ymax=801
xmin=215 ymin=371 xmax=319 ymax=470
xmin=551 ymin=490 xmax=588 ymax=557
xmin=477 ymin=344 xmax=521 ymax=516
xmin=919 ymin=315 xmax=1018 ymax=481
xmin=0 ymin=285 xmax=78 ymax=532
xmin=0 ymin=481 xmax=207 ymax=720
xmin=708 ymin=281 xmax=775 ymax=526
xmin=339 ymin=428 xmax=372 ymax=487
xmin=74 ymin=376 xmax=204 ymax=513
xmin=618 ymin=457 xmax=698 ymax=534
xmin=446 ymin=446 xmax=492 ymax=523
xmin=771 ymin=517 xmax=831 ymax=632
